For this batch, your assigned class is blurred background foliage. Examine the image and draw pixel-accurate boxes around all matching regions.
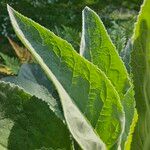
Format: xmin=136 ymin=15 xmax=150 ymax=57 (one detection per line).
xmin=0 ymin=0 xmax=142 ymax=76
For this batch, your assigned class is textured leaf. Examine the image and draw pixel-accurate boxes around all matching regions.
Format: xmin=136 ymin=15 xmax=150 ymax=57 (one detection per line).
xmin=2 ymin=63 xmax=63 ymax=120
xmin=80 ymin=7 xmax=136 ymax=148
xmin=80 ymin=7 xmax=129 ymax=97
xmin=7 ymin=5 xmax=124 ymax=148
xmin=0 ymin=81 xmax=72 ymax=150
xmin=124 ymin=110 xmax=138 ymax=150
xmin=131 ymin=0 xmax=150 ymax=149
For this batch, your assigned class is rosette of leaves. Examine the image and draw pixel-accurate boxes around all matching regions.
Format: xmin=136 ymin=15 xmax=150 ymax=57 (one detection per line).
xmin=0 ymin=0 xmax=149 ymax=149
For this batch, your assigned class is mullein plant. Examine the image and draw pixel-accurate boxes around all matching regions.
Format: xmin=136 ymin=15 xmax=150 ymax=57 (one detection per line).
xmin=0 ymin=0 xmax=149 ymax=149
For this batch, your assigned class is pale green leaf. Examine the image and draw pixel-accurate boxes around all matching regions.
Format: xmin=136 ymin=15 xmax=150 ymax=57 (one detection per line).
xmin=0 ymin=81 xmax=72 ymax=150
xmin=80 ymin=7 xmax=136 ymax=148
xmin=131 ymin=0 xmax=150 ymax=149
xmin=124 ymin=109 xmax=138 ymax=150
xmin=7 ymin=5 xmax=124 ymax=148
xmin=80 ymin=7 xmax=130 ymax=97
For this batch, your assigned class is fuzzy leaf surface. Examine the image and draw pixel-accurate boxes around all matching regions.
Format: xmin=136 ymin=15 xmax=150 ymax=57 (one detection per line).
xmin=80 ymin=7 xmax=136 ymax=148
xmin=7 ymin=5 xmax=125 ymax=148
xmin=2 ymin=63 xmax=63 ymax=120
xmin=131 ymin=0 xmax=150 ymax=149
xmin=0 ymin=81 xmax=72 ymax=150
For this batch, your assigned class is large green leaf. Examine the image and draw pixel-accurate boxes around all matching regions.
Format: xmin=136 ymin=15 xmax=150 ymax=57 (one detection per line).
xmin=0 ymin=81 xmax=72 ymax=150
xmin=80 ymin=7 xmax=130 ymax=98
xmin=2 ymin=63 xmax=63 ymax=120
xmin=2 ymin=64 xmax=81 ymax=149
xmin=80 ymin=7 xmax=136 ymax=148
xmin=7 ymin=5 xmax=124 ymax=148
xmin=131 ymin=0 xmax=150 ymax=149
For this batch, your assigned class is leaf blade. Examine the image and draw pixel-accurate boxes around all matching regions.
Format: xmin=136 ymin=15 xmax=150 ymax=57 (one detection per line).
xmin=131 ymin=0 xmax=150 ymax=149
xmin=80 ymin=7 xmax=136 ymax=148
xmin=2 ymin=63 xmax=63 ymax=120
xmin=0 ymin=81 xmax=72 ymax=150
xmin=7 ymin=5 xmax=124 ymax=148
xmin=80 ymin=7 xmax=130 ymax=97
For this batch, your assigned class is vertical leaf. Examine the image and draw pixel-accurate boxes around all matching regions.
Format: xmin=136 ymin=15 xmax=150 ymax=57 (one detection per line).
xmin=80 ymin=7 xmax=136 ymax=148
xmin=131 ymin=0 xmax=150 ymax=149
xmin=80 ymin=7 xmax=129 ymax=97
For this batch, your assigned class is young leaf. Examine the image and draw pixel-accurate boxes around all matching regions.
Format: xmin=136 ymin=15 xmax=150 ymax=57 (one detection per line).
xmin=0 ymin=81 xmax=72 ymax=150
xmin=80 ymin=7 xmax=136 ymax=148
xmin=7 ymin=5 xmax=124 ymax=148
xmin=80 ymin=7 xmax=130 ymax=97
xmin=131 ymin=0 xmax=150 ymax=149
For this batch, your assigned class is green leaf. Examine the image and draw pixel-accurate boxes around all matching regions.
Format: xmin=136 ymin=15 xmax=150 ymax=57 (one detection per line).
xmin=0 ymin=81 xmax=72 ymax=150
xmin=119 ymin=87 xmax=137 ymax=148
xmin=80 ymin=6 xmax=131 ymax=100
xmin=7 ymin=5 xmax=124 ymax=148
xmin=131 ymin=0 xmax=150 ymax=149
xmin=124 ymin=109 xmax=138 ymax=150
xmin=80 ymin=7 xmax=136 ymax=148
xmin=2 ymin=63 xmax=63 ymax=120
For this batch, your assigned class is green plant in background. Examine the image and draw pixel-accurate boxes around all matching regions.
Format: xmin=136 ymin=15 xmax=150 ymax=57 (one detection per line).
xmin=0 ymin=51 xmax=20 ymax=75
xmin=0 ymin=37 xmax=33 ymax=75
xmin=0 ymin=0 xmax=140 ymax=75
xmin=108 ymin=21 xmax=127 ymax=53
xmin=0 ymin=0 xmax=141 ymax=57
xmin=0 ymin=0 xmax=149 ymax=149
xmin=54 ymin=25 xmax=80 ymax=50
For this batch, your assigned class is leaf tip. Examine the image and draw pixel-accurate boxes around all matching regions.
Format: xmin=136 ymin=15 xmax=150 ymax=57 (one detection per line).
xmin=83 ymin=6 xmax=92 ymax=13
xmin=7 ymin=4 xmax=13 ymax=15
xmin=7 ymin=4 xmax=17 ymax=24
